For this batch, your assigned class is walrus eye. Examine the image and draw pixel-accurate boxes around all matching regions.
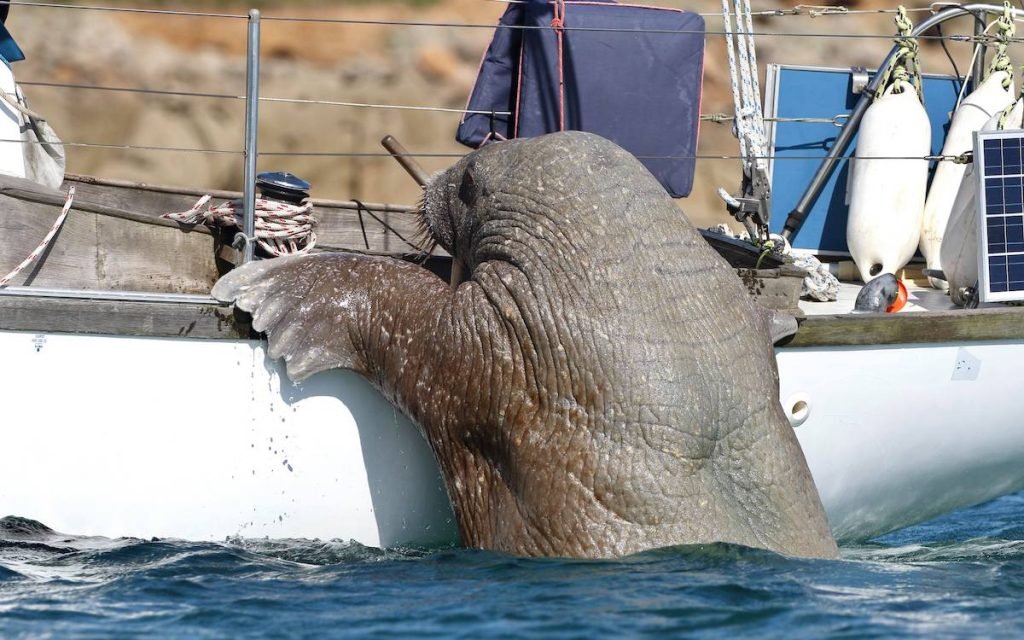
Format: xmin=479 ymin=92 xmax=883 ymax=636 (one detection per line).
xmin=458 ymin=162 xmax=479 ymax=207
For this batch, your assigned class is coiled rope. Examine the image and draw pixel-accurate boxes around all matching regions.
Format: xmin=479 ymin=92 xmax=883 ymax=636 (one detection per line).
xmin=0 ymin=186 xmax=75 ymax=287
xmin=163 ymin=196 xmax=318 ymax=257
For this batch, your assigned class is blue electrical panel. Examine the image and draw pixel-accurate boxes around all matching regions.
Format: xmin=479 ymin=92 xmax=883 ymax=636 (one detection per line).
xmin=765 ymin=64 xmax=961 ymax=254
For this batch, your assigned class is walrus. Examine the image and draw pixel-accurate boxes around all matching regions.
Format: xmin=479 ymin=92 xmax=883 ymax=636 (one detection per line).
xmin=213 ymin=131 xmax=838 ymax=559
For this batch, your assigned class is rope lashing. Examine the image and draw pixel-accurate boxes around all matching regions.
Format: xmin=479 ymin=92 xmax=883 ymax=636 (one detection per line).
xmin=997 ymin=70 xmax=1024 ymax=129
xmin=792 ymin=4 xmax=849 ymax=18
xmin=876 ymin=6 xmax=923 ymax=102
xmin=551 ymin=0 xmax=567 ymax=132
xmin=163 ymin=196 xmax=318 ymax=257
xmin=996 ymin=6 xmax=1024 ymax=131
xmin=0 ymin=186 xmax=75 ymax=288
xmin=988 ymin=1 xmax=1015 ymax=89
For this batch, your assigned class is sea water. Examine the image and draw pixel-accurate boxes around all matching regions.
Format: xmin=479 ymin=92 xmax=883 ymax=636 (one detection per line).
xmin=2 ymin=492 xmax=1022 ymax=639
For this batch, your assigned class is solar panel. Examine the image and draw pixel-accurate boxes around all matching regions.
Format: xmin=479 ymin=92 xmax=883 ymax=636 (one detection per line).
xmin=976 ymin=130 xmax=1024 ymax=302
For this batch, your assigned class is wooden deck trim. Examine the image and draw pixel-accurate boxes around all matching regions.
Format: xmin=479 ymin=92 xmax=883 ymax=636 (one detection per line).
xmin=2 ymin=293 xmax=1023 ymax=347
xmin=786 ymin=306 xmax=1024 ymax=347
xmin=57 ymin=174 xmax=435 ymax=256
xmin=0 ymin=176 xmax=213 ymax=235
xmin=0 ymin=296 xmax=251 ymax=340
xmin=65 ymin=173 xmax=418 ymax=215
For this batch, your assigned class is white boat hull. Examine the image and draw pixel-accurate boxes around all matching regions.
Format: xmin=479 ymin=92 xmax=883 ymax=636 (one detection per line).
xmin=0 ymin=330 xmax=457 ymax=547
xmin=3 ymin=329 xmax=1023 ymax=546
xmin=777 ymin=341 xmax=1024 ymax=542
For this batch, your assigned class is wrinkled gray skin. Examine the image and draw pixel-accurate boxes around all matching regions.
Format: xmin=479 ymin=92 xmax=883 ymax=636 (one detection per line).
xmin=213 ymin=131 xmax=838 ymax=559
xmin=853 ymin=273 xmax=900 ymax=314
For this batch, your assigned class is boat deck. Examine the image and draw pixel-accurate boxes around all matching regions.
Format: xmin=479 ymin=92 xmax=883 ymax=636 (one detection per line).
xmin=799 ymin=280 xmax=1004 ymax=316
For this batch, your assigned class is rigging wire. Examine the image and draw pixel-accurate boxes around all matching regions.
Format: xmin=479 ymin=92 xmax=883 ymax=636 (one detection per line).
xmin=0 ymin=1 xmax=999 ymax=171
xmin=935 ymin=23 xmax=964 ymax=95
xmin=4 ymin=1 xmax=1024 ymax=41
xmin=0 ymin=138 xmax=971 ymax=163
xmin=19 ymin=81 xmax=515 ymax=116
xmin=19 ymin=80 xmax=857 ymax=124
xmin=487 ymin=0 xmax=936 ymax=16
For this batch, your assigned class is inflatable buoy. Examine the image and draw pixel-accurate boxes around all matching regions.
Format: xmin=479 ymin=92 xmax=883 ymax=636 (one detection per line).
xmin=847 ymin=80 xmax=931 ymax=283
xmin=941 ymin=99 xmax=1024 ymax=305
xmin=887 ymin=279 xmax=909 ymax=312
xmin=921 ymin=71 xmax=1015 ymax=289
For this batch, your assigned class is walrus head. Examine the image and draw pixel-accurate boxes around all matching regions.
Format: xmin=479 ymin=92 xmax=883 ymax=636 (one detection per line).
xmin=417 ymin=147 xmax=514 ymax=275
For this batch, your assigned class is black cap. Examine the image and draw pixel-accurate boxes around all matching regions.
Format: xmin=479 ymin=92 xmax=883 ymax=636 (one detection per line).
xmin=256 ymin=171 xmax=311 ymax=204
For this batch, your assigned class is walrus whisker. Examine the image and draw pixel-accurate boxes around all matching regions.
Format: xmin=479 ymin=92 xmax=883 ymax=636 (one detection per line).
xmin=356 ymin=204 xmax=430 ymax=254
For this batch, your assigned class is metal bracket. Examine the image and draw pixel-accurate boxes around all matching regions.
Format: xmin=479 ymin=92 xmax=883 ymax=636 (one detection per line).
xmin=958 ymin=284 xmax=980 ymax=309
xmin=724 ymin=164 xmax=772 ymax=241
xmin=850 ymin=66 xmax=870 ymax=95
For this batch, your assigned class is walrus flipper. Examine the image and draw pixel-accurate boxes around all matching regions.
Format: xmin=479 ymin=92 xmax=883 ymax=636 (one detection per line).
xmin=214 ymin=253 xmax=451 ymax=382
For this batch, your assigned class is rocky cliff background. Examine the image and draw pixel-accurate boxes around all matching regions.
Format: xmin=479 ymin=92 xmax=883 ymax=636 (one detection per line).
xmin=7 ymin=0 xmax=984 ymax=228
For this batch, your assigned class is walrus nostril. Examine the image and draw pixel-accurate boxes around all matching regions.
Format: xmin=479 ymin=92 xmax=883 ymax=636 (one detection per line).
xmin=869 ymin=263 xmax=883 ymax=277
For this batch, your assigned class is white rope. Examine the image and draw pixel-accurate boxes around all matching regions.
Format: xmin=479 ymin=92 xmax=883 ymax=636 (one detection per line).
xmin=0 ymin=186 xmax=75 ymax=288
xmin=721 ymin=0 xmax=748 ymax=164
xmin=163 ymin=196 xmax=318 ymax=257
xmin=721 ymin=0 xmax=768 ymax=179
xmin=740 ymin=0 xmax=769 ymax=174
xmin=0 ymin=87 xmax=46 ymax=122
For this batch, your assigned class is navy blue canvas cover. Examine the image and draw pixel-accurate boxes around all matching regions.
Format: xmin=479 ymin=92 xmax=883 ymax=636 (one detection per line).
xmin=457 ymin=0 xmax=616 ymax=147
xmin=456 ymin=1 xmax=704 ymax=198
xmin=455 ymin=1 xmax=534 ymax=146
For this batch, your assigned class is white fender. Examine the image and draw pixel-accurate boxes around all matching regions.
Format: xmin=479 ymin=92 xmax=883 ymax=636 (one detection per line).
xmin=847 ymin=81 xmax=931 ymax=283
xmin=921 ymin=71 xmax=1015 ymax=289
xmin=941 ymin=99 xmax=1024 ymax=305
